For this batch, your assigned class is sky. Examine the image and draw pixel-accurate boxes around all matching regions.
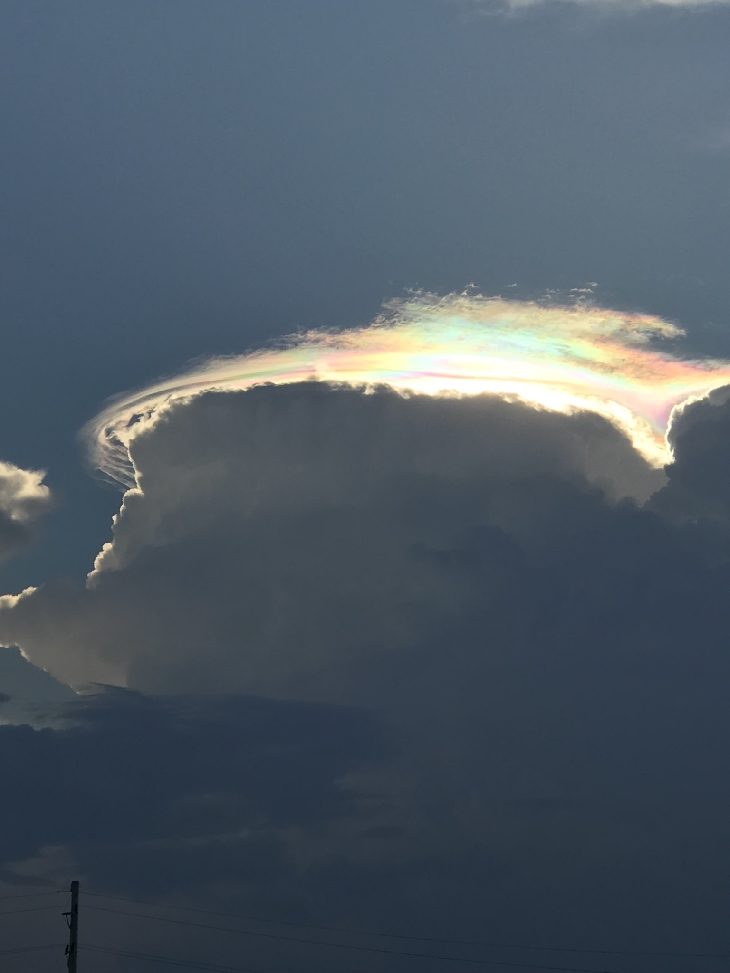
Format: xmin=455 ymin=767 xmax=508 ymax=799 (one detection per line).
xmin=3 ymin=1 xmax=730 ymax=971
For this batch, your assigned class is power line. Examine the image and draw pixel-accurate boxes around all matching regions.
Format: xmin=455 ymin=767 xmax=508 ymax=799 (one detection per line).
xmin=83 ymin=943 xmax=270 ymax=973
xmin=0 ymin=905 xmax=61 ymax=918
xmin=83 ymin=942 xmax=622 ymax=973
xmin=89 ymin=888 xmax=540 ymax=947
xmin=84 ymin=906 xmax=623 ymax=973
xmin=0 ymin=943 xmax=65 ymax=957
xmin=82 ymin=893 xmax=730 ymax=963
xmin=0 ymin=889 xmax=63 ymax=902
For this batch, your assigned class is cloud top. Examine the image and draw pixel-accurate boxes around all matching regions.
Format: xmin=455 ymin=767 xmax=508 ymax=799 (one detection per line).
xmin=85 ymin=294 xmax=730 ymax=484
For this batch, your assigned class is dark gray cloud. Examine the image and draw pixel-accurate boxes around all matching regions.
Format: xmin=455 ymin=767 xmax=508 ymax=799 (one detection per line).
xmin=0 ymin=646 xmax=73 ymax=724
xmin=650 ymin=386 xmax=730 ymax=524
xmin=0 ymin=688 xmax=385 ymax=871
xmin=0 ymin=687 xmax=390 ymax=969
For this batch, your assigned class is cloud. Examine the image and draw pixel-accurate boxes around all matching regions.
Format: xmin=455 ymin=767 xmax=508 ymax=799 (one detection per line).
xmin=460 ymin=0 xmax=730 ymax=12
xmin=0 ymin=461 xmax=52 ymax=561
xmin=3 ymin=378 xmax=730 ymax=968
xmin=3 ymin=469 xmax=730 ymax=968
xmin=0 ymin=688 xmax=385 ymax=891
xmin=0 ymin=646 xmax=74 ymax=725
xmin=84 ymin=294 xmax=730 ymax=482
xmin=650 ymin=385 xmax=730 ymax=522
xmin=0 ymin=384 xmax=663 ymax=692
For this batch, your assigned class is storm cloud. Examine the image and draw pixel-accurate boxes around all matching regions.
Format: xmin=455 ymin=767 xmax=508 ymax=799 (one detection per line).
xmin=0 ymin=379 xmax=729 ymax=972
xmin=0 ymin=384 xmax=663 ymax=693
xmin=1 ymin=384 xmax=730 ymax=969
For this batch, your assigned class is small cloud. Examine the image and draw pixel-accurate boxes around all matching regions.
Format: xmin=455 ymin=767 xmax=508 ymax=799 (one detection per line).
xmin=0 ymin=462 xmax=52 ymax=562
xmin=457 ymin=0 xmax=730 ymax=14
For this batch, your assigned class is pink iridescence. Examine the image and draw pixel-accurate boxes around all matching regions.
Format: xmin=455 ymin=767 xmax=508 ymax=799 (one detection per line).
xmin=85 ymin=294 xmax=730 ymax=486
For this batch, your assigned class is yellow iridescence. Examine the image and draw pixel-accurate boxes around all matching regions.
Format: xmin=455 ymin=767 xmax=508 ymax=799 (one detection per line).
xmin=86 ymin=293 xmax=730 ymax=485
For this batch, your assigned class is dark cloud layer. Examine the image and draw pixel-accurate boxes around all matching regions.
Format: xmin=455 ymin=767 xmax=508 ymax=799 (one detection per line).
xmin=0 ymin=689 xmax=384 ymax=875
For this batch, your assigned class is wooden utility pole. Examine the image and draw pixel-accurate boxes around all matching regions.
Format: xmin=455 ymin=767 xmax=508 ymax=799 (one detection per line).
xmin=65 ymin=880 xmax=79 ymax=972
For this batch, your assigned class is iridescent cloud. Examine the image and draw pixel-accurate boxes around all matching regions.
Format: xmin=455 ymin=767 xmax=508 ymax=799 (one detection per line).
xmin=85 ymin=293 xmax=730 ymax=485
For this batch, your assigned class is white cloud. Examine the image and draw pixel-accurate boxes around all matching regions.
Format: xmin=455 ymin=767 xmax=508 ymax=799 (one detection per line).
xmin=460 ymin=0 xmax=730 ymax=12
xmin=0 ymin=461 xmax=50 ymax=522
xmin=0 ymin=462 xmax=52 ymax=561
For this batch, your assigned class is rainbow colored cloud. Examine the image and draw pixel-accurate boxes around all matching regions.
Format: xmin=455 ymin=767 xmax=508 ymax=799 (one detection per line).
xmin=85 ymin=293 xmax=730 ymax=486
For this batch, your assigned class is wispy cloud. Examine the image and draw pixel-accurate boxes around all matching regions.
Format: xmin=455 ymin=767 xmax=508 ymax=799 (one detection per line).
xmin=458 ymin=0 xmax=730 ymax=13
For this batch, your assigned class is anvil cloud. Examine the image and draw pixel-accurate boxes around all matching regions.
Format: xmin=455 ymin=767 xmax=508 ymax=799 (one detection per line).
xmin=85 ymin=294 xmax=730 ymax=486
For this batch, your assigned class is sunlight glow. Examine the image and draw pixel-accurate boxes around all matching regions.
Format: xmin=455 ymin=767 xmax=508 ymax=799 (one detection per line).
xmin=85 ymin=293 xmax=730 ymax=486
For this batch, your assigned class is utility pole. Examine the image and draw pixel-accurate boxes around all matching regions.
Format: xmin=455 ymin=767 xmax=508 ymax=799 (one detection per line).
xmin=64 ymin=880 xmax=79 ymax=972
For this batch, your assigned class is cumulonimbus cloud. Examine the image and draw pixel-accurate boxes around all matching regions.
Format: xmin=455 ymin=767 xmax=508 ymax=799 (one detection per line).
xmin=84 ymin=294 xmax=730 ymax=487
xmin=0 ymin=381 xmax=665 ymax=692
xmin=3 ymin=294 xmax=730 ymax=695
xmin=4 ymin=296 xmax=730 ymax=966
